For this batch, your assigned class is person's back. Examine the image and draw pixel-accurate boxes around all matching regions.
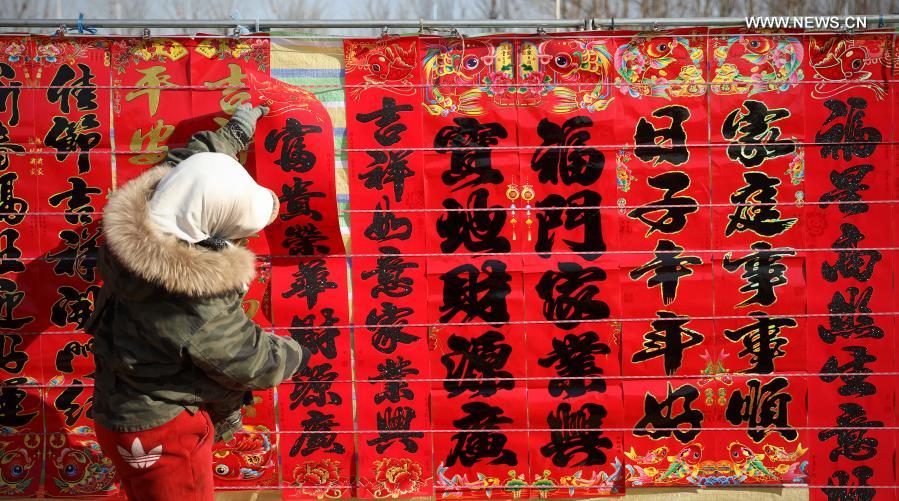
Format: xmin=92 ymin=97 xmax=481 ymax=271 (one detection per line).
xmin=86 ymin=105 xmax=308 ymax=500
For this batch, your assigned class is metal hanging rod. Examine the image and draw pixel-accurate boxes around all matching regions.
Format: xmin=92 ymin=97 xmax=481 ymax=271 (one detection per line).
xmin=0 ymin=18 xmax=588 ymax=30
xmin=0 ymin=15 xmax=897 ymax=31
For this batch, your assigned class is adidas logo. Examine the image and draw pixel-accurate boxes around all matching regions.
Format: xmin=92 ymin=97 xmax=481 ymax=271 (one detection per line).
xmin=117 ymin=438 xmax=163 ymax=469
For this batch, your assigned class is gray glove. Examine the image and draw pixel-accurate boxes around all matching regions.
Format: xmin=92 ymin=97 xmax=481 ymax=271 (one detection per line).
xmin=224 ymin=103 xmax=270 ymax=148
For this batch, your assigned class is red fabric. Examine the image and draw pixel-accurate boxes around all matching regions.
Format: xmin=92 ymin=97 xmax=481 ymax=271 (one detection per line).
xmin=95 ymin=411 xmax=215 ymax=501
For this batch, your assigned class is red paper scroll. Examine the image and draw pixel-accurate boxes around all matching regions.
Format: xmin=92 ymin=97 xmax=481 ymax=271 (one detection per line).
xmin=803 ymin=32 xmax=897 ymax=500
xmin=0 ymin=36 xmax=45 ymax=498
xmin=111 ymin=37 xmax=191 ymax=187
xmin=516 ymin=33 xmax=623 ymax=497
xmin=252 ymin=76 xmax=351 ymax=499
xmin=30 ymin=37 xmax=119 ymax=498
xmin=345 ymin=37 xmax=432 ymax=498
xmin=613 ymin=29 xmax=718 ymax=489
xmin=420 ymin=34 xmax=534 ymax=499
xmin=708 ymin=28 xmax=809 ymax=488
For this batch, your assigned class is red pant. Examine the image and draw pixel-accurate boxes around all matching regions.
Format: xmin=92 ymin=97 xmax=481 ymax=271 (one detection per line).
xmin=96 ymin=410 xmax=214 ymax=501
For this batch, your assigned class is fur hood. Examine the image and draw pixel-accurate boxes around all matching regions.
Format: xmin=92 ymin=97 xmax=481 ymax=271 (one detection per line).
xmin=102 ymin=165 xmax=257 ymax=297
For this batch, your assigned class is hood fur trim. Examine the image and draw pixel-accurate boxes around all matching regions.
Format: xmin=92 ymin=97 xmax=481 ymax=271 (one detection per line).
xmin=102 ymin=165 xmax=257 ymax=297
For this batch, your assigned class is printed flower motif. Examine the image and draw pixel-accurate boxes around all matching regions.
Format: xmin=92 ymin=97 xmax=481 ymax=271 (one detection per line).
xmin=519 ymin=72 xmax=547 ymax=100
xmin=4 ymin=41 xmax=25 ymax=62
xmin=372 ymin=457 xmax=425 ymax=498
xmin=485 ymin=72 xmax=514 ymax=97
xmin=296 ymin=459 xmax=343 ymax=500
xmin=35 ymin=43 xmax=61 ymax=63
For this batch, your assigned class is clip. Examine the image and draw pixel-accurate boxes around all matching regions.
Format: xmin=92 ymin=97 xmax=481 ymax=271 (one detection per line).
xmin=419 ymin=17 xmax=425 ymax=34
xmin=142 ymin=27 xmax=151 ymax=38
xmin=54 ymin=25 xmax=67 ymax=37
xmin=536 ymin=26 xmax=547 ymax=35
xmin=381 ymin=26 xmax=390 ymax=37
xmin=651 ymin=22 xmax=660 ymax=32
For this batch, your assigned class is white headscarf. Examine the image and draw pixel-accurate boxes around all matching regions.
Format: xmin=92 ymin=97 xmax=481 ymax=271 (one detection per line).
xmin=148 ymin=152 xmax=275 ymax=244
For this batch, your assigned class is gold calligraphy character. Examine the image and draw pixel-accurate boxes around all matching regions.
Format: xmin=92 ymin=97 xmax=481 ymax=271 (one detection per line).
xmin=205 ymin=63 xmax=250 ymax=126
xmin=129 ymin=119 xmax=175 ymax=165
xmin=125 ymin=66 xmax=174 ymax=117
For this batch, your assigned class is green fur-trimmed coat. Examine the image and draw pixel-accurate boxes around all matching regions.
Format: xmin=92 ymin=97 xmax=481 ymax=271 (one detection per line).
xmin=85 ymin=120 xmax=306 ymax=442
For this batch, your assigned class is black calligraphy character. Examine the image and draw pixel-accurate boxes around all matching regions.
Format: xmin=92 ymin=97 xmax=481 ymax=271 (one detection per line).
xmin=821 ymin=346 xmax=876 ymax=398
xmin=0 ymin=378 xmax=35 ymax=428
xmin=819 ymin=286 xmax=884 ymax=344
xmin=438 ymin=188 xmax=509 ymax=254
xmin=50 ymin=285 xmax=98 ymax=329
xmin=45 ymin=226 xmax=99 ymax=282
xmin=264 ymin=118 xmax=322 ymax=173
xmin=538 ymin=331 xmax=609 ymax=397
xmin=441 ymin=331 xmax=513 ymax=398
xmin=356 ymin=97 xmax=413 ymax=146
xmin=723 ymin=242 xmax=795 ymax=307
xmin=0 ymin=172 xmax=27 ymax=226
xmin=366 ymin=406 xmax=424 ymax=454
xmin=820 ymin=164 xmax=873 ymax=216
xmin=54 ymin=339 xmax=92 ymax=374
xmin=536 ymin=262 xmax=609 ymax=330
xmin=722 ymin=100 xmax=796 ymax=168
xmin=44 ymin=115 xmax=101 ymax=174
xmin=290 ymin=410 xmax=345 ymax=457
xmin=0 ymin=123 xmax=24 ymax=172
xmin=283 ymin=223 xmax=330 ymax=256
xmin=445 ymin=402 xmax=517 ymax=467
xmin=439 ymin=260 xmax=511 ymax=325
xmin=281 ymin=259 xmax=337 ymax=309
xmin=47 ymin=177 xmax=102 ymax=225
xmin=0 ymin=228 xmax=24 ymax=274
xmin=630 ymin=240 xmax=701 ymax=305
xmin=0 ymin=63 xmax=21 ymax=127
xmin=435 ymin=117 xmax=506 ymax=190
xmin=54 ymin=381 xmax=92 ymax=427
xmin=360 ymin=150 xmax=414 ymax=203
xmin=632 ymin=312 xmax=704 ymax=376
xmin=816 ymin=98 xmax=882 ymax=161
xmin=289 ymin=363 xmax=341 ymax=409
xmin=531 ymin=116 xmax=605 ymax=186
xmin=366 ymin=302 xmax=419 ymax=354
xmin=288 ymin=308 xmax=340 ymax=360
xmin=825 ymin=466 xmax=874 ymax=501
xmin=818 ymin=403 xmax=883 ymax=462
xmin=725 ymin=377 xmax=796 ymax=442
xmin=364 ymin=195 xmax=412 ymax=243
xmin=0 ymin=334 xmax=26 ymax=374
xmin=822 ymin=223 xmax=881 ymax=282
xmin=634 ymin=383 xmax=704 ymax=443
xmin=370 ymin=356 xmax=419 ymax=404
xmin=541 ymin=402 xmax=612 ymax=467
xmin=634 ymin=105 xmax=690 ymax=166
xmin=627 ymin=172 xmax=698 ymax=236
xmin=726 ymin=172 xmax=797 ymax=237
xmin=279 ymin=177 xmax=324 ymax=222
xmin=536 ymin=190 xmax=604 ymax=260
xmin=724 ymin=312 xmax=795 ymax=374
xmin=0 ymin=278 xmax=33 ymax=329
xmin=361 ymin=246 xmax=418 ymax=299
xmin=47 ymin=64 xmax=98 ymax=113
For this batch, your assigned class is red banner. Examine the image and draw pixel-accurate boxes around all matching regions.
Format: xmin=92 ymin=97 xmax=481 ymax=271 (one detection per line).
xmin=2 ymin=29 xmax=898 ymax=499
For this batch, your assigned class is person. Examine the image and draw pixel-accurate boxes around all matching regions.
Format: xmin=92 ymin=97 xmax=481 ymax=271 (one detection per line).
xmin=86 ymin=104 xmax=308 ymax=500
